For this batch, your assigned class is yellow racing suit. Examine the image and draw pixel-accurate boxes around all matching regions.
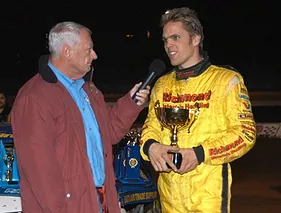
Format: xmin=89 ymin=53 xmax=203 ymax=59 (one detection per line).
xmin=140 ymin=64 xmax=256 ymax=213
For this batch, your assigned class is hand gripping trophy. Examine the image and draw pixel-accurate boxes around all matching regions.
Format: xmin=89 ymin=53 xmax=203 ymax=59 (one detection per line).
xmin=154 ymin=100 xmax=200 ymax=169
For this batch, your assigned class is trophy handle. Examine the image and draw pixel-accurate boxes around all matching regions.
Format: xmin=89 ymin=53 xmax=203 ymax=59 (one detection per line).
xmin=154 ymin=100 xmax=172 ymax=131
xmin=186 ymin=102 xmax=200 ymax=133
xmin=155 ymin=100 xmax=161 ymax=108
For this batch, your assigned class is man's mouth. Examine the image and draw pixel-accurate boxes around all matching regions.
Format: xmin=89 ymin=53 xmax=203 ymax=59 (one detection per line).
xmin=168 ymin=51 xmax=177 ymax=58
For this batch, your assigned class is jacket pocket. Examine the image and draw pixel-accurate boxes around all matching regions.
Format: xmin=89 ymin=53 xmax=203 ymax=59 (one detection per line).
xmin=64 ymin=176 xmax=88 ymax=212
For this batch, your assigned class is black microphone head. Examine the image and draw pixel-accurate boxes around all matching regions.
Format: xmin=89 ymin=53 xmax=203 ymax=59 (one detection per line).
xmin=149 ymin=59 xmax=166 ymax=76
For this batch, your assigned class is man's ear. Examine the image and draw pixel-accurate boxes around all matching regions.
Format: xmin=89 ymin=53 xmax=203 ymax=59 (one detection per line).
xmin=192 ymin=35 xmax=201 ymax=47
xmin=63 ymin=45 xmax=72 ymax=60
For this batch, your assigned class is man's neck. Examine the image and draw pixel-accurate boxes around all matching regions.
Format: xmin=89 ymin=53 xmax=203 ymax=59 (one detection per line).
xmin=49 ymin=58 xmax=83 ymax=80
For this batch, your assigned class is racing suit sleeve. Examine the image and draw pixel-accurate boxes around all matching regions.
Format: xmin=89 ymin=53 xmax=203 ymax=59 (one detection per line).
xmin=140 ymin=80 xmax=163 ymax=161
xmin=11 ymin=95 xmax=66 ymax=213
xmin=199 ymin=75 xmax=256 ymax=165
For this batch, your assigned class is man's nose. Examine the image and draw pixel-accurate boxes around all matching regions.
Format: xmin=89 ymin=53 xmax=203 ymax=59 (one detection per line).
xmin=91 ymin=50 xmax=98 ymax=60
xmin=165 ymin=39 xmax=174 ymax=48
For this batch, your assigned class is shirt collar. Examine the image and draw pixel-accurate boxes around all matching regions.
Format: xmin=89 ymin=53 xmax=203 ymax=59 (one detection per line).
xmin=47 ymin=61 xmax=85 ymax=89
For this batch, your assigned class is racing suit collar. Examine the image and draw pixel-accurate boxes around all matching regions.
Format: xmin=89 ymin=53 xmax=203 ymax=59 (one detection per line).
xmin=175 ymin=51 xmax=211 ymax=80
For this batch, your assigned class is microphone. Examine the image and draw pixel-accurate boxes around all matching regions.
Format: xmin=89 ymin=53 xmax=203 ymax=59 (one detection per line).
xmin=133 ymin=59 xmax=166 ymax=102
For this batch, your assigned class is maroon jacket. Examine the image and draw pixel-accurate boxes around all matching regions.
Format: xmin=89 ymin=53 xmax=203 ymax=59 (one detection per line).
xmin=11 ymin=57 xmax=144 ymax=213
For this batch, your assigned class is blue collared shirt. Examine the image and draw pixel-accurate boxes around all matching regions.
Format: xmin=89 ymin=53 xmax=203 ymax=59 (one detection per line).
xmin=48 ymin=62 xmax=105 ymax=187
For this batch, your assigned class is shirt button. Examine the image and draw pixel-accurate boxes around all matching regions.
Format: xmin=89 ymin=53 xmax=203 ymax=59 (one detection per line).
xmin=89 ymin=128 xmax=92 ymax=131
xmin=66 ymin=193 xmax=71 ymax=198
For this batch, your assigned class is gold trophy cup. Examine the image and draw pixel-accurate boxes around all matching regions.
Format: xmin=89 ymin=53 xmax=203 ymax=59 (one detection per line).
xmin=154 ymin=100 xmax=200 ymax=169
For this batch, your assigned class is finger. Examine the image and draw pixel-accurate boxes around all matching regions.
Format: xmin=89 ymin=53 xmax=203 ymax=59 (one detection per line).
xmin=154 ymin=161 xmax=167 ymax=172
xmin=130 ymin=82 xmax=142 ymax=97
xmin=135 ymin=92 xmax=146 ymax=99
xmin=137 ymin=89 xmax=150 ymax=98
xmin=161 ymin=161 xmax=172 ymax=172
xmin=176 ymin=153 xmax=187 ymax=174
xmin=178 ymin=160 xmax=195 ymax=174
xmin=167 ymin=146 xmax=180 ymax=152
xmin=134 ymin=97 xmax=145 ymax=105
xmin=141 ymin=88 xmax=150 ymax=95
xmin=165 ymin=157 xmax=178 ymax=172
xmin=135 ymin=95 xmax=149 ymax=106
xmin=150 ymin=160 xmax=159 ymax=171
xmin=151 ymin=158 xmax=163 ymax=171
xmin=152 ymin=163 xmax=161 ymax=172
xmin=151 ymin=157 xmax=171 ymax=172
xmin=135 ymin=82 xmax=142 ymax=88
xmin=177 ymin=164 xmax=188 ymax=174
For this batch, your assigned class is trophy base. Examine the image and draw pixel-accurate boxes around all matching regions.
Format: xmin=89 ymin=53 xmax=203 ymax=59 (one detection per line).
xmin=167 ymin=152 xmax=182 ymax=169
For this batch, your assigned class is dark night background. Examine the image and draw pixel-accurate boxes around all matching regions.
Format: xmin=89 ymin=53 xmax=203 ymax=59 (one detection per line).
xmin=1 ymin=4 xmax=281 ymax=212
xmin=1 ymin=1 xmax=280 ymax=96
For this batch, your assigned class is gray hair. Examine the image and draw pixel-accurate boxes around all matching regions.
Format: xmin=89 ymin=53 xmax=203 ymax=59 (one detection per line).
xmin=160 ymin=7 xmax=204 ymax=51
xmin=48 ymin=21 xmax=92 ymax=57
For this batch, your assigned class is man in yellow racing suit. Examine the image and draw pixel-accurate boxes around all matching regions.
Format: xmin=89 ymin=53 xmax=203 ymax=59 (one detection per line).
xmin=140 ymin=7 xmax=256 ymax=213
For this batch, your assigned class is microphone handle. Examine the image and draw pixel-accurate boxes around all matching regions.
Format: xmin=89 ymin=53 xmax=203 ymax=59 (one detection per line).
xmin=132 ymin=71 xmax=156 ymax=102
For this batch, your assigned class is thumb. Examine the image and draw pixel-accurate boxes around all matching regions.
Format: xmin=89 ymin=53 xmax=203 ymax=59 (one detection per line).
xmin=130 ymin=82 xmax=142 ymax=97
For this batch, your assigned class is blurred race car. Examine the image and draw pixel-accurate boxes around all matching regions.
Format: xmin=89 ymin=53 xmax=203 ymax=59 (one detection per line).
xmin=113 ymin=130 xmax=159 ymax=213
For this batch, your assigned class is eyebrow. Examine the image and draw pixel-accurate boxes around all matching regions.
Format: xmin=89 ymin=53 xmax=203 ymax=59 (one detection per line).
xmin=162 ymin=34 xmax=181 ymax=40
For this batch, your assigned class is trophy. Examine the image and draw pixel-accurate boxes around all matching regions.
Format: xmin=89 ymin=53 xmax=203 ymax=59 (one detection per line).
xmin=154 ymin=100 xmax=200 ymax=169
xmin=3 ymin=151 xmax=14 ymax=182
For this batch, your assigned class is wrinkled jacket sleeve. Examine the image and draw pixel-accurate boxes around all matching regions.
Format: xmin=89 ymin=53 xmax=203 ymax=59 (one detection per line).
xmin=202 ymin=75 xmax=256 ymax=165
xmin=109 ymin=92 xmax=144 ymax=144
xmin=11 ymin=95 xmax=66 ymax=213
xmin=88 ymin=85 xmax=144 ymax=146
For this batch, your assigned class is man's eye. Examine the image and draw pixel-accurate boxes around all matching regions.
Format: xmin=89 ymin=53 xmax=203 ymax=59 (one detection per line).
xmin=172 ymin=35 xmax=180 ymax=40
